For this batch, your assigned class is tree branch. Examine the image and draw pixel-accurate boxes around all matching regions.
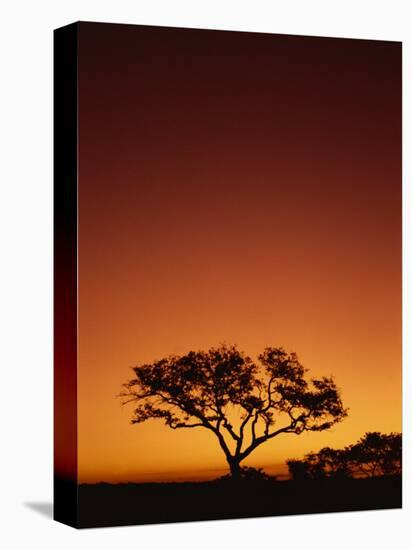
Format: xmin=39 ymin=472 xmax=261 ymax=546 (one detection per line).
xmin=239 ymin=420 xmax=299 ymax=462
xmin=222 ymin=418 xmax=241 ymax=442
xmin=170 ymin=422 xmax=205 ymax=429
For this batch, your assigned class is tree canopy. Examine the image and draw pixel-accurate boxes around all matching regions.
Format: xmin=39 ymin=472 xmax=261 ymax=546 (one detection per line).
xmin=120 ymin=344 xmax=348 ymax=479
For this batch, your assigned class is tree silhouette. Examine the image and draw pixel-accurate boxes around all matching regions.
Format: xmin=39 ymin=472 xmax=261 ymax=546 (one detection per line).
xmin=287 ymin=447 xmax=351 ymax=480
xmin=287 ymin=431 xmax=402 ymax=480
xmin=346 ymin=432 xmax=401 ymax=477
xmin=120 ymin=344 xmax=347 ymax=480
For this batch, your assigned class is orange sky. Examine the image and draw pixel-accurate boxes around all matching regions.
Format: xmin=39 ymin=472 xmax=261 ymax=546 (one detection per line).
xmin=76 ymin=23 xmax=401 ymax=483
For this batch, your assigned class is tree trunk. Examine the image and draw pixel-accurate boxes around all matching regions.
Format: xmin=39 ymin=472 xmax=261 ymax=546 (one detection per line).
xmin=228 ymin=458 xmax=242 ymax=481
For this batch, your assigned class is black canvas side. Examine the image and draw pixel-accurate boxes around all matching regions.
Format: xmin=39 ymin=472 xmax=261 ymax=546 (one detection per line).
xmin=53 ymin=22 xmax=79 ymax=529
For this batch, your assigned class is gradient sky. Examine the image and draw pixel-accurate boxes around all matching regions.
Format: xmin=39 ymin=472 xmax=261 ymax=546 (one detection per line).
xmin=77 ymin=23 xmax=401 ymax=483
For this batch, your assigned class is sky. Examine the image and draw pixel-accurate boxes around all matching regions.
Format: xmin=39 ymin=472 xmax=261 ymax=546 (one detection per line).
xmin=76 ymin=23 xmax=401 ymax=483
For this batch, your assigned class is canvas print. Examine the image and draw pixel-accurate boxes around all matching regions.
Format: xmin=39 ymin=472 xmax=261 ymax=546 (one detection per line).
xmin=54 ymin=22 xmax=402 ymax=528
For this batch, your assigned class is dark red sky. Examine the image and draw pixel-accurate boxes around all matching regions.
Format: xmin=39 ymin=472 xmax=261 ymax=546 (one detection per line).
xmin=76 ymin=23 xmax=401 ymax=482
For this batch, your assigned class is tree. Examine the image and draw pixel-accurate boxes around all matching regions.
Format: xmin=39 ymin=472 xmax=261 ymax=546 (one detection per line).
xmin=346 ymin=432 xmax=401 ymax=478
xmin=287 ymin=431 xmax=402 ymax=481
xmin=287 ymin=447 xmax=351 ymax=481
xmin=120 ymin=344 xmax=348 ymax=480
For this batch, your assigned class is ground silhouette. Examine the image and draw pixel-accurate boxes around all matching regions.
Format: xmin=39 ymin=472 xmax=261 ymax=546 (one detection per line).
xmin=74 ymin=473 xmax=401 ymax=527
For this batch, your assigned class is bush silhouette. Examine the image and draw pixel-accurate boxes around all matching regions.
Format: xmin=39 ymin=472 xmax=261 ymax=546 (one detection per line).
xmin=217 ymin=466 xmax=275 ymax=483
